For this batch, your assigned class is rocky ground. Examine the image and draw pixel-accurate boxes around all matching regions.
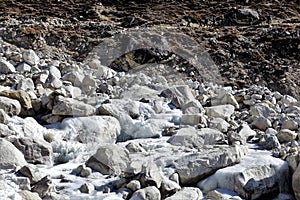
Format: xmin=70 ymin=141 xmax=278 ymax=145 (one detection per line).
xmin=0 ymin=0 xmax=300 ymax=200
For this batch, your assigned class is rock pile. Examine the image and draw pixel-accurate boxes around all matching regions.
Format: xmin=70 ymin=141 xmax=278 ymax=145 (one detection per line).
xmin=0 ymin=31 xmax=299 ymax=199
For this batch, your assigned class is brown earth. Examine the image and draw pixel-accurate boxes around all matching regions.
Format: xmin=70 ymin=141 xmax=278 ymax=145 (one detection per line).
xmin=0 ymin=0 xmax=299 ymax=99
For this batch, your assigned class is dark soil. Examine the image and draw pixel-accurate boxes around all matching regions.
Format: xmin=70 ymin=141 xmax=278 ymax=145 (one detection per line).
xmin=0 ymin=0 xmax=299 ymax=98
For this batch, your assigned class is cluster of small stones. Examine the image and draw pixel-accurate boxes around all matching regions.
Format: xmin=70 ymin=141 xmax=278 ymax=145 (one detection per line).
xmin=0 ymin=34 xmax=299 ymax=200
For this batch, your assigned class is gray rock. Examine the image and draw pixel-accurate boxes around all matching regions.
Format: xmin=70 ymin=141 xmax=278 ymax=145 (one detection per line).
xmin=197 ymin=150 xmax=290 ymax=199
xmin=16 ymin=62 xmax=31 ymax=72
xmin=130 ymin=186 xmax=161 ymax=200
xmin=165 ymin=187 xmax=203 ymax=200
xmin=49 ymin=66 xmax=61 ymax=79
xmin=161 ymin=177 xmax=181 ymax=197
xmin=211 ymin=87 xmax=239 ymax=108
xmin=46 ymin=73 xmax=63 ymax=89
xmin=181 ymin=114 xmax=204 ymax=126
xmin=228 ymin=124 xmax=256 ymax=145
xmin=61 ymin=116 xmax=120 ymax=144
xmin=0 ymin=176 xmax=22 ymax=199
xmin=175 ymin=145 xmax=248 ymax=185
xmin=80 ymin=75 xmax=97 ymax=95
xmin=250 ymin=103 xmax=276 ymax=118
xmin=281 ymin=118 xmax=298 ymax=130
xmin=0 ymin=61 xmax=16 ymax=73
xmin=19 ymin=190 xmax=42 ymax=200
xmin=52 ymin=96 xmax=96 ymax=116
xmin=205 ymin=104 xmax=235 ymax=120
xmin=0 ymin=138 xmax=27 ymax=169
xmin=17 ymin=78 xmax=35 ymax=91
xmin=259 ymin=134 xmax=281 ymax=150
xmin=125 ymin=142 xmax=146 ymax=153
xmin=23 ymin=49 xmax=40 ymax=66
xmin=31 ymin=175 xmax=55 ymax=198
xmin=18 ymin=164 xmax=43 ymax=184
xmin=293 ymin=164 xmax=300 ymax=200
xmin=73 ymin=164 xmax=92 ymax=178
xmin=286 ymin=154 xmax=300 ymax=173
xmin=161 ymin=85 xmax=197 ymax=108
xmin=277 ymin=129 xmax=297 ymax=143
xmin=79 ymin=183 xmax=95 ymax=194
xmin=0 ymin=90 xmax=32 ymax=110
xmin=139 ymin=162 xmax=163 ymax=188
xmin=86 ymin=144 xmax=129 ymax=176
xmin=168 ymin=127 xmax=224 ymax=148
xmin=11 ymin=137 xmax=53 ymax=165
xmin=127 ymin=180 xmax=141 ymax=192
xmin=182 ymin=100 xmax=205 ymax=114
xmin=0 ymin=96 xmax=21 ymax=116
xmin=209 ymin=117 xmax=230 ymax=133
xmin=252 ymin=116 xmax=272 ymax=131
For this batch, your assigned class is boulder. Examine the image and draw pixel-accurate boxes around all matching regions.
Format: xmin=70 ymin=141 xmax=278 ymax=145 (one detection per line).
xmin=228 ymin=124 xmax=256 ymax=145
xmin=19 ymin=190 xmax=42 ymax=200
xmin=281 ymin=118 xmax=298 ymax=130
xmin=61 ymin=116 xmax=120 ymax=144
xmin=0 ymin=90 xmax=32 ymax=110
xmin=17 ymin=78 xmax=35 ymax=91
xmin=139 ymin=162 xmax=163 ymax=188
xmin=18 ymin=164 xmax=43 ymax=184
xmin=165 ymin=187 xmax=203 ymax=200
xmin=277 ymin=129 xmax=297 ymax=143
xmin=130 ymin=186 xmax=161 ymax=200
xmin=250 ymin=103 xmax=276 ymax=118
xmin=16 ymin=62 xmax=31 ymax=72
xmin=174 ymin=145 xmax=248 ymax=185
xmin=208 ymin=117 xmax=230 ymax=133
xmin=252 ymin=116 xmax=272 ymax=131
xmin=293 ymin=164 xmax=300 ymax=200
xmin=23 ymin=49 xmax=40 ymax=66
xmin=211 ymin=87 xmax=239 ymax=108
xmin=197 ymin=150 xmax=290 ymax=199
xmin=259 ymin=134 xmax=281 ymax=150
xmin=168 ymin=127 xmax=224 ymax=148
xmin=73 ymin=164 xmax=92 ymax=178
xmin=0 ymin=61 xmax=16 ymax=73
xmin=0 ymin=138 xmax=27 ymax=169
xmin=86 ymin=144 xmax=130 ymax=176
xmin=79 ymin=183 xmax=95 ymax=194
xmin=160 ymin=85 xmax=197 ymax=108
xmin=127 ymin=180 xmax=141 ymax=192
xmin=7 ymin=117 xmax=46 ymax=141
xmin=205 ymin=104 xmax=235 ymax=120
xmin=52 ymin=96 xmax=96 ymax=116
xmin=0 ymin=109 xmax=8 ymax=124
xmin=0 ymin=177 xmax=22 ymax=199
xmin=0 ymin=96 xmax=21 ymax=116
xmin=12 ymin=137 xmax=53 ymax=165
xmin=31 ymin=175 xmax=55 ymax=198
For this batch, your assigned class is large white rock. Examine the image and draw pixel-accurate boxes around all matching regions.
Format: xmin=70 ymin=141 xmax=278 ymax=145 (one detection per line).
xmin=52 ymin=96 xmax=96 ymax=116
xmin=23 ymin=49 xmax=40 ymax=66
xmin=0 ymin=61 xmax=16 ymax=73
xmin=168 ymin=127 xmax=224 ymax=148
xmin=7 ymin=117 xmax=46 ymax=141
xmin=197 ymin=149 xmax=290 ymax=199
xmin=130 ymin=186 xmax=161 ymax=200
xmin=86 ymin=144 xmax=129 ymax=176
xmin=161 ymin=85 xmax=197 ymax=108
xmin=17 ymin=78 xmax=35 ymax=91
xmin=0 ymin=96 xmax=21 ymax=116
xmin=165 ymin=187 xmax=203 ymax=200
xmin=0 ymin=138 xmax=27 ymax=169
xmin=250 ymin=103 xmax=276 ymax=118
xmin=208 ymin=117 xmax=230 ymax=133
xmin=228 ymin=124 xmax=256 ymax=145
xmin=205 ymin=104 xmax=235 ymax=120
xmin=174 ymin=145 xmax=248 ymax=185
xmin=61 ymin=116 xmax=120 ymax=144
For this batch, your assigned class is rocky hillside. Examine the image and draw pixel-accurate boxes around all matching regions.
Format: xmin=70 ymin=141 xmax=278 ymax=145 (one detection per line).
xmin=0 ymin=0 xmax=299 ymax=200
